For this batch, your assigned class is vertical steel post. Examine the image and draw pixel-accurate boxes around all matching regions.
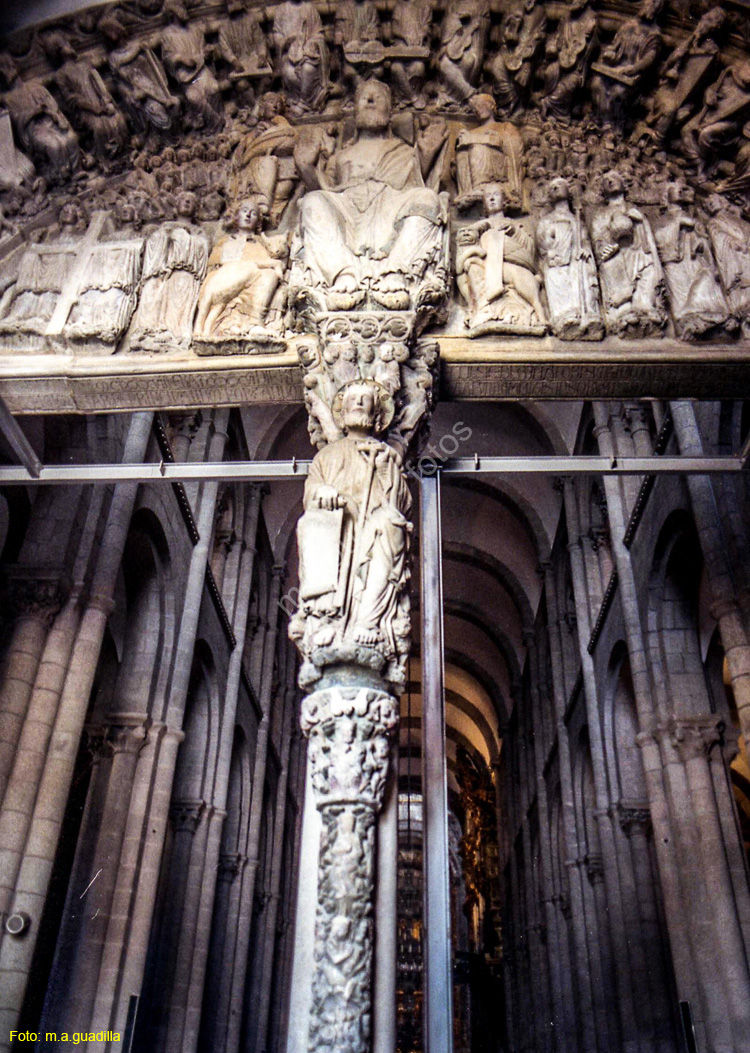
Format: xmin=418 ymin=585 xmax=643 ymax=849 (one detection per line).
xmin=419 ymin=470 xmax=454 ymax=1053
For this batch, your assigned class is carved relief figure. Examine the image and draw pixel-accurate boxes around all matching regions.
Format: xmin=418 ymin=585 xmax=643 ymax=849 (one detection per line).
xmin=455 ymin=93 xmax=525 ymax=212
xmin=0 ymin=204 xmax=83 ymax=340
xmin=217 ymin=0 xmax=272 ymax=104
xmin=680 ymin=61 xmax=750 ymax=174
xmin=637 ymin=7 xmax=725 ymax=146
xmin=0 ymin=54 xmax=79 ymax=183
xmin=390 ymin=0 xmax=433 ymax=108
xmin=130 ymin=192 xmax=209 ymax=351
xmin=291 ymin=378 xmax=411 ymax=687
xmin=234 ymin=99 xmax=337 ymax=231
xmin=456 ymin=183 xmax=546 ymax=335
xmin=43 ymin=32 xmax=128 ymax=162
xmin=100 ymin=14 xmax=180 ymax=133
xmin=272 ymin=0 xmax=329 ymax=115
xmin=705 ymin=194 xmax=750 ymax=338
xmin=64 ymin=235 xmax=144 ymax=349
xmin=538 ymin=0 xmax=598 ymax=120
xmin=536 ymin=177 xmax=604 ymax=340
xmin=160 ymin=0 xmax=224 ymax=133
xmin=335 ymin=0 xmax=382 ymax=87
xmin=487 ymin=0 xmax=547 ymax=116
xmin=293 ymin=80 xmax=445 ymax=312
xmin=0 ymin=108 xmax=34 ymax=191
xmin=194 ymin=196 xmax=289 ymax=349
xmin=590 ymin=169 xmax=666 ymax=337
xmin=438 ymin=0 xmax=489 ymax=106
xmin=591 ymin=0 xmax=665 ymax=127
xmin=654 ymin=182 xmax=732 ymax=339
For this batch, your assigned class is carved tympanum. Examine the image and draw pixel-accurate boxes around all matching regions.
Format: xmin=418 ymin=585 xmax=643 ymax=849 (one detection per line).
xmin=1 ymin=0 xmax=750 ymax=362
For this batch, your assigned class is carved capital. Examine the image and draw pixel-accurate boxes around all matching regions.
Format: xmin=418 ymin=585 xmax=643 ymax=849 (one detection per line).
xmin=586 ymin=854 xmax=605 ymax=885
xmin=618 ymin=802 xmax=652 ymax=838
xmin=5 ymin=567 xmax=69 ymax=623
xmin=107 ymin=720 xmax=149 ymax=756
xmin=168 ymin=411 xmax=203 ymax=444
xmin=84 ymin=725 xmax=111 ymax=762
xmin=301 ymin=686 xmax=399 ymax=811
xmin=659 ymin=716 xmax=725 ymax=761
xmin=170 ymin=799 xmax=205 ymax=834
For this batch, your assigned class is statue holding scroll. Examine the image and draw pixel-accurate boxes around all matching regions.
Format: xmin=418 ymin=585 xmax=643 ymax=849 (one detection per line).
xmin=456 ymin=183 xmax=546 ymax=335
xmin=290 ymin=378 xmax=411 ymax=688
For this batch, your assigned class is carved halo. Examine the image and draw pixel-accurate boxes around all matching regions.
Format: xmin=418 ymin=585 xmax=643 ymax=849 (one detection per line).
xmin=331 ymin=377 xmax=395 ymax=434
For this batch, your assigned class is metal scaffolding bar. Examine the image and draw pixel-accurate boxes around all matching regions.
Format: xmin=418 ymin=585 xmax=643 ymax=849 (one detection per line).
xmin=0 ymin=454 xmax=745 ymax=485
xmin=0 ymin=398 xmax=42 ymax=478
xmin=419 ymin=471 xmax=454 ymax=1053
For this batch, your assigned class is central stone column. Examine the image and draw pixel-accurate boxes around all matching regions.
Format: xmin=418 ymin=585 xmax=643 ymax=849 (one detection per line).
xmin=301 ymin=683 xmax=398 ymax=1053
xmin=286 ymin=76 xmax=448 ymax=1053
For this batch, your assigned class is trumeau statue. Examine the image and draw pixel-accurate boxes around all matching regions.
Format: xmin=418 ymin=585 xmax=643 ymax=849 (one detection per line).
xmin=99 ymin=13 xmax=180 ymax=133
xmin=272 ymin=0 xmax=329 ymax=116
xmin=292 ymin=80 xmax=447 ymax=314
xmin=42 ymin=31 xmax=128 ymax=164
xmin=637 ymin=7 xmax=725 ymax=147
xmin=455 ymin=94 xmax=525 ymax=213
xmin=654 ymin=182 xmax=733 ymax=339
xmin=538 ymin=0 xmax=598 ymax=120
xmin=130 ymin=191 xmax=209 ymax=352
xmin=290 ymin=377 xmax=412 ymax=690
xmin=705 ymin=194 xmax=750 ymax=339
xmin=591 ymin=169 xmax=667 ymax=338
xmin=160 ymin=0 xmax=224 ymax=133
xmin=193 ymin=195 xmax=289 ymax=353
xmin=438 ymin=0 xmax=489 ymax=106
xmin=0 ymin=54 xmax=79 ymax=184
xmin=456 ymin=183 xmax=546 ymax=335
xmin=487 ymin=0 xmax=547 ymax=117
xmin=591 ymin=0 xmax=666 ymax=127
xmin=536 ymin=177 xmax=604 ymax=340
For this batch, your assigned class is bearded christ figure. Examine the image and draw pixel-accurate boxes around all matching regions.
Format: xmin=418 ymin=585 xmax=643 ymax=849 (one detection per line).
xmin=293 ymin=79 xmax=445 ymax=312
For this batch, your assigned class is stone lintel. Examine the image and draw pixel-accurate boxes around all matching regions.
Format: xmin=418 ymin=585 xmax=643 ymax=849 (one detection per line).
xmin=1 ymin=340 xmax=749 ymax=413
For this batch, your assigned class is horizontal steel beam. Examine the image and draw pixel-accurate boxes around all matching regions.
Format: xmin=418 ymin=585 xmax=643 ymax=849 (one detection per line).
xmin=441 ymin=455 xmax=745 ymax=475
xmin=0 ymin=455 xmax=745 ymax=485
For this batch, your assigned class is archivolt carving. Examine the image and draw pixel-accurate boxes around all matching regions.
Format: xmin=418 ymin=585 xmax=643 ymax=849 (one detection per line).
xmin=1 ymin=0 xmax=750 ymax=359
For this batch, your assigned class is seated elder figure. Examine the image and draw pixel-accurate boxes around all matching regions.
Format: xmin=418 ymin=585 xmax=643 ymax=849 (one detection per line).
xmin=294 ymin=79 xmax=444 ymax=311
